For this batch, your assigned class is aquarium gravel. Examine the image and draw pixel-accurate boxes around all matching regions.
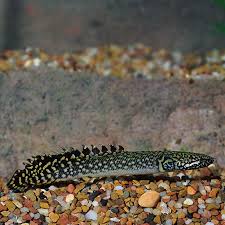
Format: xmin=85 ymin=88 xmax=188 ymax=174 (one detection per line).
xmin=0 ymin=45 xmax=225 ymax=81
xmin=0 ymin=167 xmax=225 ymax=224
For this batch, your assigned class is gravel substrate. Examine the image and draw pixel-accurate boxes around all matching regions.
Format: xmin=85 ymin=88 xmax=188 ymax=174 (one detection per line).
xmin=0 ymin=45 xmax=225 ymax=80
xmin=0 ymin=167 xmax=225 ymax=225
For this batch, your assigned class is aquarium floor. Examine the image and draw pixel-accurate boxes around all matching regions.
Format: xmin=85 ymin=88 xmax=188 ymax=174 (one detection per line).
xmin=0 ymin=167 xmax=225 ymax=225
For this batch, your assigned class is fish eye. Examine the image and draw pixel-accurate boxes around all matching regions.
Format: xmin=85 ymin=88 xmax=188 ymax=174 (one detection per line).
xmin=163 ymin=159 xmax=174 ymax=170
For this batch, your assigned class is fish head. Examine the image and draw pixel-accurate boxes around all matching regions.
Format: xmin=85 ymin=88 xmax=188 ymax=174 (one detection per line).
xmin=158 ymin=151 xmax=214 ymax=172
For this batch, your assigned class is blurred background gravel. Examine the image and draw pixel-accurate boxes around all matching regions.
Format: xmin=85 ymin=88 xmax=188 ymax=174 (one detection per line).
xmin=0 ymin=0 xmax=225 ymax=52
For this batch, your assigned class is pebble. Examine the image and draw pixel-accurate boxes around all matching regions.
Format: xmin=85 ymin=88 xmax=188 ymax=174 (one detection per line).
xmin=39 ymin=202 xmax=49 ymax=209
xmin=188 ymin=205 xmax=198 ymax=213
xmin=114 ymin=185 xmax=124 ymax=190
xmin=49 ymin=212 xmax=59 ymax=222
xmin=20 ymin=207 xmax=29 ymax=213
xmin=110 ymin=217 xmax=120 ymax=222
xmin=5 ymin=201 xmax=16 ymax=211
xmin=187 ymin=186 xmax=197 ymax=195
xmin=183 ymin=198 xmax=194 ymax=206
xmin=24 ymin=190 xmax=36 ymax=202
xmin=37 ymin=208 xmax=49 ymax=216
xmin=158 ymin=182 xmax=170 ymax=191
xmin=12 ymin=200 xmax=22 ymax=209
xmin=165 ymin=219 xmax=173 ymax=225
xmin=66 ymin=184 xmax=75 ymax=193
xmin=65 ymin=193 xmax=74 ymax=203
xmin=85 ymin=210 xmax=98 ymax=221
xmin=138 ymin=191 xmax=160 ymax=207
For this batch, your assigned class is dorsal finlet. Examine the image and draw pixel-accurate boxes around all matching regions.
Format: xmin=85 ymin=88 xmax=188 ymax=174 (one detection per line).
xmin=23 ymin=144 xmax=125 ymax=168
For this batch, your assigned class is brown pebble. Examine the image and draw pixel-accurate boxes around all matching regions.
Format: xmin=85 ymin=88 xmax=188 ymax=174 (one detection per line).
xmin=40 ymin=202 xmax=49 ymax=209
xmin=206 ymin=203 xmax=220 ymax=210
xmin=177 ymin=218 xmax=185 ymax=225
xmin=136 ymin=187 xmax=145 ymax=195
xmin=67 ymin=184 xmax=75 ymax=193
xmin=188 ymin=204 xmax=198 ymax=213
xmin=138 ymin=191 xmax=160 ymax=207
xmin=0 ymin=204 xmax=7 ymax=212
xmin=193 ymin=213 xmax=201 ymax=219
xmin=22 ymin=213 xmax=32 ymax=221
xmin=187 ymin=186 xmax=197 ymax=195
xmin=58 ymin=213 xmax=69 ymax=225
xmin=49 ymin=212 xmax=60 ymax=222
xmin=202 ymin=209 xmax=211 ymax=219
xmin=211 ymin=209 xmax=219 ymax=216
xmin=177 ymin=212 xmax=186 ymax=219
xmin=153 ymin=215 xmax=161 ymax=224
xmin=209 ymin=188 xmax=219 ymax=198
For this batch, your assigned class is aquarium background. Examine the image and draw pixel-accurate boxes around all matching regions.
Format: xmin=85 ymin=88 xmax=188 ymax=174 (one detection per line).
xmin=0 ymin=0 xmax=225 ymax=52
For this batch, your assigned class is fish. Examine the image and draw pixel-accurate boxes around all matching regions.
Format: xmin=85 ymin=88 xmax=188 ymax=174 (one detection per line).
xmin=7 ymin=145 xmax=214 ymax=192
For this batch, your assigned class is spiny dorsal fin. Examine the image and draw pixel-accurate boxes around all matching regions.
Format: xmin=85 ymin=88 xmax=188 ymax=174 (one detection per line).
xmin=22 ymin=144 xmax=125 ymax=168
xmin=62 ymin=144 xmax=124 ymax=157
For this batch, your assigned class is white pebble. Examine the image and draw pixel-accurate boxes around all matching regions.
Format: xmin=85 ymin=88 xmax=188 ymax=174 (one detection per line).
xmin=206 ymin=198 xmax=214 ymax=204
xmin=160 ymin=202 xmax=171 ymax=214
xmin=48 ymin=185 xmax=57 ymax=191
xmin=56 ymin=196 xmax=66 ymax=206
xmin=185 ymin=219 xmax=192 ymax=224
xmin=175 ymin=202 xmax=182 ymax=209
xmin=205 ymin=186 xmax=211 ymax=192
xmin=198 ymin=198 xmax=205 ymax=204
xmin=158 ymin=182 xmax=170 ymax=190
xmin=33 ymin=213 xmax=40 ymax=219
xmin=198 ymin=209 xmax=204 ymax=215
xmin=114 ymin=185 xmax=124 ymax=190
xmin=198 ymin=203 xmax=206 ymax=209
xmin=165 ymin=219 xmax=173 ymax=225
xmin=65 ymin=194 xmax=74 ymax=203
xmin=159 ymin=191 xmax=167 ymax=197
xmin=205 ymin=222 xmax=214 ymax=225
xmin=152 ymin=208 xmax=161 ymax=215
xmin=37 ymin=208 xmax=49 ymax=216
xmin=144 ymin=208 xmax=153 ymax=213
xmin=199 ymin=183 xmax=206 ymax=195
xmin=182 ymin=180 xmax=190 ymax=186
xmin=176 ymin=172 xmax=185 ymax=179
xmin=183 ymin=198 xmax=194 ymax=205
xmin=110 ymin=217 xmax=120 ymax=222
xmin=85 ymin=210 xmax=97 ymax=221
xmin=222 ymin=214 xmax=225 ymax=220
xmin=215 ymin=196 xmax=222 ymax=204
xmin=81 ymin=199 xmax=88 ymax=205
xmin=33 ymin=58 xmax=41 ymax=67
xmin=92 ymin=201 xmax=99 ymax=207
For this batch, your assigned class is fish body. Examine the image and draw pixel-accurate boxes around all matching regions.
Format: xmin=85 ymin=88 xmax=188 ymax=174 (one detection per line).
xmin=7 ymin=145 xmax=214 ymax=192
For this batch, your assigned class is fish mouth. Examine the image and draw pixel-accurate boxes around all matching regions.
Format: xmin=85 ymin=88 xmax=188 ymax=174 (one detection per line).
xmin=199 ymin=155 xmax=215 ymax=168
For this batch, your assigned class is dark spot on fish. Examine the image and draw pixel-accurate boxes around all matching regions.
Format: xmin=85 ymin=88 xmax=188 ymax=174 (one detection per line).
xmin=110 ymin=145 xmax=117 ymax=152
xmin=83 ymin=146 xmax=90 ymax=155
xmin=101 ymin=145 xmax=108 ymax=153
xmin=74 ymin=149 xmax=81 ymax=157
xmin=118 ymin=145 xmax=124 ymax=151
xmin=93 ymin=146 xmax=100 ymax=154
